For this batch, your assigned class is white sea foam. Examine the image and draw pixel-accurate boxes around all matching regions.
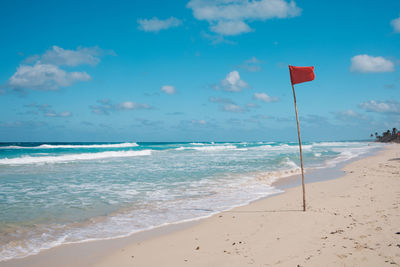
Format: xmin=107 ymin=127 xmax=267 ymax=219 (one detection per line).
xmin=252 ymin=144 xmax=272 ymax=149
xmin=311 ymin=141 xmax=363 ymax=147
xmin=252 ymin=144 xmax=311 ymax=151
xmin=283 ymin=158 xmax=300 ymax=169
xmin=0 ymin=143 xmax=139 ymax=149
xmin=0 ymin=146 xmax=25 ymax=149
xmin=0 ymin=169 xmax=283 ymax=262
xmin=189 ymin=142 xmax=207 ymax=146
xmin=0 ymin=150 xmax=152 ymax=165
xmin=175 ymin=145 xmax=237 ymax=151
xmin=324 ymin=146 xmax=375 ymax=167
xmin=254 ymin=168 xmax=302 ymax=185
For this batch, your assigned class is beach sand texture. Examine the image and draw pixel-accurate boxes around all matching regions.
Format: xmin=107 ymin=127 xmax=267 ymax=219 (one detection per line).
xmin=94 ymin=144 xmax=400 ymax=267
xmin=2 ymin=144 xmax=399 ymax=267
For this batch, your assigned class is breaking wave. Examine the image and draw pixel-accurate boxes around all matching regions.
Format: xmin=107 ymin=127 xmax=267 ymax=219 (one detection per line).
xmin=0 ymin=150 xmax=152 ymax=165
xmin=0 ymin=143 xmax=139 ymax=149
xmin=175 ymin=145 xmax=237 ymax=151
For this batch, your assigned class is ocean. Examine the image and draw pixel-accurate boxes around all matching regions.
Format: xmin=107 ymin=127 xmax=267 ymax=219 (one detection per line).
xmin=0 ymin=141 xmax=382 ymax=261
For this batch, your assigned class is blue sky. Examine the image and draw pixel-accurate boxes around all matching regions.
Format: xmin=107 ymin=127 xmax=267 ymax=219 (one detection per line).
xmin=0 ymin=0 xmax=399 ymax=142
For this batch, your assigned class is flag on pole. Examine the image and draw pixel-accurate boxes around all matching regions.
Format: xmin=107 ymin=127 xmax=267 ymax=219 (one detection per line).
xmin=288 ymin=65 xmax=315 ymax=211
xmin=289 ymin=65 xmax=315 ymax=85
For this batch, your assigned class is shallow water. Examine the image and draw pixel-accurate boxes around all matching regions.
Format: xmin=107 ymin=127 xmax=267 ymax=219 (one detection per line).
xmin=0 ymin=141 xmax=382 ymax=261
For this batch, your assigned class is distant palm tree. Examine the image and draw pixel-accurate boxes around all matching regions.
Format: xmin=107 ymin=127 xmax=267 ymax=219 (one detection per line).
xmin=373 ymin=127 xmax=400 ymax=143
xmin=382 ymin=130 xmax=390 ymax=137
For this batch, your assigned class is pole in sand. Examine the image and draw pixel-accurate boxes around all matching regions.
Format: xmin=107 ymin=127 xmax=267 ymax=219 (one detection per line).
xmin=288 ymin=65 xmax=316 ymax=212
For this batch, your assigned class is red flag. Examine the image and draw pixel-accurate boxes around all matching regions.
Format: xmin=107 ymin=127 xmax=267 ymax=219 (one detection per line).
xmin=289 ymin=65 xmax=315 ymax=85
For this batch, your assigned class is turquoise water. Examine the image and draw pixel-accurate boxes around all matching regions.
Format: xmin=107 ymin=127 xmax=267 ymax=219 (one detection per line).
xmin=0 ymin=141 xmax=382 ymax=261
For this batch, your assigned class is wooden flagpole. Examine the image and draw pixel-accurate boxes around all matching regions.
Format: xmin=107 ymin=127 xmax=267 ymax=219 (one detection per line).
xmin=291 ymin=84 xmax=306 ymax=212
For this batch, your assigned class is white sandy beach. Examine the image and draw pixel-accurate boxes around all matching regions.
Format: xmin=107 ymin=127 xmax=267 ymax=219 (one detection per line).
xmin=2 ymin=143 xmax=399 ymax=267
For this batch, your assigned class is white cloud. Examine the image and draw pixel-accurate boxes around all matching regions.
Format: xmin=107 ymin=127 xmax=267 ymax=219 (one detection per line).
xmin=45 ymin=111 xmax=72 ymax=117
xmin=340 ymin=110 xmax=359 ymax=117
xmin=58 ymin=111 xmax=72 ymax=117
xmin=187 ymin=0 xmax=301 ymax=36
xmin=391 ymin=16 xmax=400 ymax=33
xmin=222 ymin=103 xmax=245 ymax=112
xmin=9 ymin=63 xmax=90 ymax=91
xmin=187 ymin=0 xmax=301 ymax=21
xmin=25 ymin=103 xmax=72 ymax=117
xmin=246 ymin=102 xmax=259 ymax=108
xmin=253 ymin=92 xmax=279 ymax=102
xmin=138 ymin=17 xmax=182 ymax=32
xmin=359 ymin=100 xmax=400 ymax=114
xmin=210 ymin=20 xmax=252 ymax=36
xmin=218 ymin=70 xmax=249 ymax=92
xmin=350 ymin=55 xmax=394 ymax=73
xmin=118 ymin=101 xmax=151 ymax=110
xmin=41 ymin=46 xmax=102 ymax=66
xmin=334 ymin=109 xmax=367 ymax=122
xmin=161 ymin=85 xmax=176 ymax=94
xmin=245 ymin=56 xmax=261 ymax=64
xmin=6 ymin=45 xmax=110 ymax=92
xmin=191 ymin=119 xmax=207 ymax=125
xmin=238 ymin=57 xmax=263 ymax=72
xmin=201 ymin=31 xmax=236 ymax=45
xmin=91 ymin=99 xmax=151 ymax=115
xmin=208 ymin=96 xmax=249 ymax=112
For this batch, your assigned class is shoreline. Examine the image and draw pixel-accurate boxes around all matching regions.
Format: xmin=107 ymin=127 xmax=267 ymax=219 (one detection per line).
xmin=1 ymin=143 xmax=396 ymax=266
xmin=271 ymin=143 xmax=384 ymax=190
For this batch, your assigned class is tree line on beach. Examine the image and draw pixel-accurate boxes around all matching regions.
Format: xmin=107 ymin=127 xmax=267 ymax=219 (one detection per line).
xmin=371 ymin=128 xmax=400 ymax=143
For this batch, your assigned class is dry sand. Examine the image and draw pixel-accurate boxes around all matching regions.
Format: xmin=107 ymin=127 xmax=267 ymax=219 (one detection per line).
xmin=2 ymin=143 xmax=399 ymax=266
